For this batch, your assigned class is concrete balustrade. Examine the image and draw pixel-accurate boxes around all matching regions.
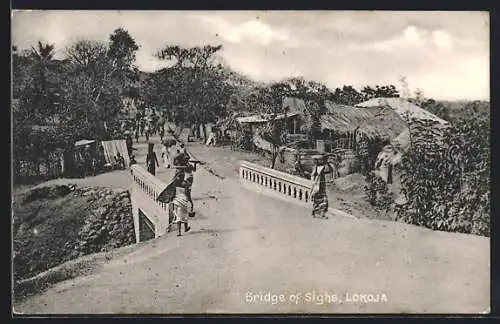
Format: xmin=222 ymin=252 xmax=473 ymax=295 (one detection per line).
xmin=130 ymin=165 xmax=170 ymax=242
xmin=239 ymin=160 xmax=314 ymax=207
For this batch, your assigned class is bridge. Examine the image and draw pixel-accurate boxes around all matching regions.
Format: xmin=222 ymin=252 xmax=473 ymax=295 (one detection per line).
xmin=15 ymin=152 xmax=489 ymax=314
xmin=130 ymin=160 xmax=354 ymax=242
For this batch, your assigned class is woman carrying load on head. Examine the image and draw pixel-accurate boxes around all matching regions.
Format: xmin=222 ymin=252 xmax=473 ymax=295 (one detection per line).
xmin=310 ymin=155 xmax=333 ymax=219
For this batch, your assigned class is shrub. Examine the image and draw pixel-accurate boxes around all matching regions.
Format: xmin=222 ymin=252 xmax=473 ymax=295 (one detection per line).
xmin=395 ymin=113 xmax=490 ymax=237
xmin=364 ymin=171 xmax=394 ymax=212
xmin=231 ymin=124 xmax=253 ymax=150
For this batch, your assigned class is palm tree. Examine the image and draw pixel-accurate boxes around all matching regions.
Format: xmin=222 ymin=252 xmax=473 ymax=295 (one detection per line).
xmin=30 ymin=41 xmax=58 ymax=119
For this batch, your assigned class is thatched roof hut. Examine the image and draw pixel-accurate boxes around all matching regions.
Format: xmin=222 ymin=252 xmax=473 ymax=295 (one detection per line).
xmin=321 ymin=101 xmax=407 ymax=141
xmin=356 ymin=97 xmax=449 ymax=126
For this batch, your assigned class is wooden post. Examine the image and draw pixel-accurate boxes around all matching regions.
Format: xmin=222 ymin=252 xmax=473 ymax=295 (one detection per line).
xmin=293 ymin=119 xmax=297 ymax=134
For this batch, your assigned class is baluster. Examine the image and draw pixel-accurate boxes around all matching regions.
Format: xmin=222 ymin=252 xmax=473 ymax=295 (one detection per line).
xmin=278 ymin=182 xmax=281 ymax=192
xmin=293 ymin=187 xmax=297 ymax=198
xmin=305 ymin=191 xmax=309 ymax=202
xmin=273 ymin=180 xmax=277 ymax=190
xmin=287 ymin=185 xmax=291 ymax=196
xmin=299 ymin=189 xmax=303 ymax=200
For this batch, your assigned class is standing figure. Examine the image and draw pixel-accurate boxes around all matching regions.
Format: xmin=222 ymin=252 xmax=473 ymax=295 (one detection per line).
xmin=171 ymin=186 xmax=191 ymax=236
xmin=115 ymin=152 xmax=125 ymax=170
xmin=144 ymin=123 xmax=150 ymax=142
xmin=206 ymin=126 xmax=216 ymax=146
xmin=130 ymin=155 xmax=137 ymax=165
xmin=310 ymin=155 xmax=333 ymax=219
xmin=140 ymin=118 xmax=145 ymax=136
xmin=146 ymin=143 xmax=159 ymax=176
xmin=126 ymin=134 xmax=133 ymax=158
xmin=83 ymin=145 xmax=92 ymax=177
xmin=167 ymin=169 xmax=185 ymax=232
xmin=184 ymin=160 xmax=196 ymax=217
xmin=159 ymin=124 xmax=165 ymax=141
xmin=134 ymin=127 xmax=139 ymax=143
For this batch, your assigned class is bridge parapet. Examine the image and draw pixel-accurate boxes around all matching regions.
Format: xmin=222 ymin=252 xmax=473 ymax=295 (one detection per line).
xmin=130 ymin=165 xmax=170 ymax=242
xmin=239 ymin=161 xmax=314 ymax=208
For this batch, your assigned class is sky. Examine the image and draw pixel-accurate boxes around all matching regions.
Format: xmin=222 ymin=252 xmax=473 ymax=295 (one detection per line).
xmin=12 ymin=10 xmax=489 ymax=101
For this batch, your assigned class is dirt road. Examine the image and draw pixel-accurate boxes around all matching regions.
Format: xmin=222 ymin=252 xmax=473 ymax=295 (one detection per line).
xmin=14 ymin=134 xmax=490 ymax=314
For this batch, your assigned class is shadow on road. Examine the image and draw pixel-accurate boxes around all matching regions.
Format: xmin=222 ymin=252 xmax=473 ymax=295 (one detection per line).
xmin=192 ymin=196 xmax=233 ymax=202
xmin=187 ymin=226 xmax=260 ymax=236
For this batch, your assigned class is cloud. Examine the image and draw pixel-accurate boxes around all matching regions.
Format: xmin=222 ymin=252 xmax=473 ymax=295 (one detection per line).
xmin=432 ymin=30 xmax=453 ymax=50
xmin=202 ymin=16 xmax=289 ymax=45
xmin=11 ymin=11 xmax=489 ymax=100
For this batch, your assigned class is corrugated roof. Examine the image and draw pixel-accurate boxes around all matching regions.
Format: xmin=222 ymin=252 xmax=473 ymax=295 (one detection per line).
xmin=356 ymin=97 xmax=449 ymax=125
xmin=320 ymin=101 xmax=407 ymax=140
xmin=236 ymin=111 xmax=300 ymax=124
xmin=75 ymin=139 xmax=96 ymax=147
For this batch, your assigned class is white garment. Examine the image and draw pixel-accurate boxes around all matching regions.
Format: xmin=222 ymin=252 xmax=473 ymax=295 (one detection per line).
xmin=172 ymin=191 xmax=189 ymax=223
xmin=311 ymin=165 xmax=325 ymax=182
xmin=206 ymin=132 xmax=216 ymax=146
xmin=161 ymin=146 xmax=169 ymax=167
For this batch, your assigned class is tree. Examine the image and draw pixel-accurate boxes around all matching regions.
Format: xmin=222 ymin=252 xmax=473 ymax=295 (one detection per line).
xmin=154 ymin=44 xmax=232 ymax=141
xmin=361 ymin=85 xmax=399 ymax=100
xmin=65 ymin=39 xmax=107 ymax=69
xmin=420 ymin=99 xmax=451 ymax=121
xmin=26 ymin=41 xmax=63 ymax=122
xmin=332 ymin=85 xmax=364 ymax=105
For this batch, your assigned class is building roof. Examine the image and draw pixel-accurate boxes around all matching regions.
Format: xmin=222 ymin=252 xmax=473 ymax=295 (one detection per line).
xmin=236 ymin=111 xmax=300 ymax=124
xmin=356 ymin=97 xmax=449 ymax=126
xmin=75 ymin=139 xmax=96 ymax=147
xmin=320 ymin=101 xmax=407 ymax=140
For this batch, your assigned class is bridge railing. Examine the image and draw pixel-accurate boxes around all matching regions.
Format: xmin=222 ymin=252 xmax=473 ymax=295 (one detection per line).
xmin=130 ymin=165 xmax=172 ymax=242
xmin=239 ymin=160 xmax=314 ymax=207
xmin=131 ymin=165 xmax=170 ymax=212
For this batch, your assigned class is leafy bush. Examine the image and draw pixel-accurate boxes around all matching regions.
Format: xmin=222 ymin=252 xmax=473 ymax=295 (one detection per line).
xmin=396 ymin=112 xmax=490 ymax=237
xmin=231 ymin=124 xmax=253 ymax=150
xmin=364 ymin=171 xmax=394 ymax=211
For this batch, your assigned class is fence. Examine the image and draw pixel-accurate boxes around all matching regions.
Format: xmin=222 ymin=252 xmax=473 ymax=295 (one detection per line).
xmin=239 ymin=160 xmax=314 ymax=207
xmin=13 ymin=152 xmax=64 ymax=184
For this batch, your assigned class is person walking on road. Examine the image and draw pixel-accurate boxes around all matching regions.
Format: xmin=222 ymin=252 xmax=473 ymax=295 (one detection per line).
xmin=310 ymin=155 xmax=333 ymax=219
xmin=171 ymin=185 xmax=191 ymax=236
xmin=144 ymin=123 xmax=150 ymax=142
xmin=146 ymin=143 xmax=159 ymax=176
xmin=140 ymin=118 xmax=145 ymax=136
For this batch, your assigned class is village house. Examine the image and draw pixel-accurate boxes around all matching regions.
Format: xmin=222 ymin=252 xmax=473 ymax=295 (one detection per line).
xmin=354 ymin=97 xmax=450 ymax=203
